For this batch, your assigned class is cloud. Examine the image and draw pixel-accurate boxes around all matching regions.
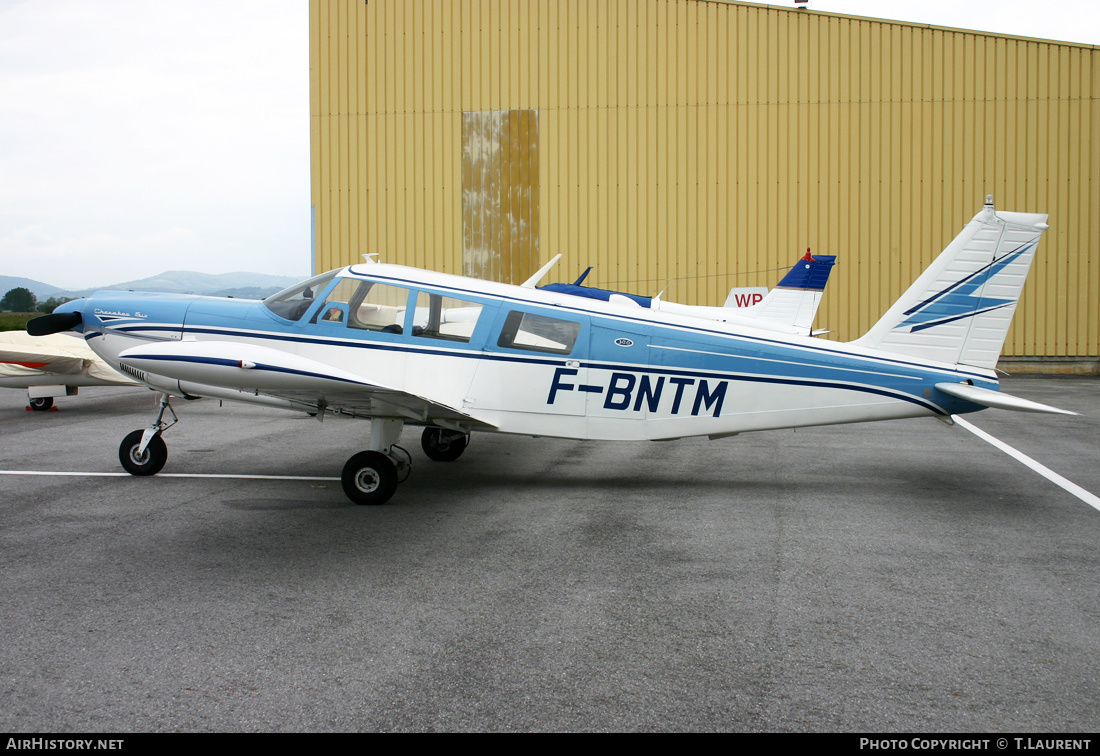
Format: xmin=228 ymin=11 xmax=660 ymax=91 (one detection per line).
xmin=0 ymin=0 xmax=310 ymax=290
xmin=0 ymin=224 xmax=203 ymax=289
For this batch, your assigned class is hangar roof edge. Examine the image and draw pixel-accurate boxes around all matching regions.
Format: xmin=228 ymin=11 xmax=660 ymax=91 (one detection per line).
xmin=705 ymin=0 xmax=1098 ymax=51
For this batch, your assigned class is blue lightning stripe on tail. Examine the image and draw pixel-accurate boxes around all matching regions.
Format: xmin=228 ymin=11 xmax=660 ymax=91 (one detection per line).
xmin=894 ymin=242 xmax=1034 ymax=332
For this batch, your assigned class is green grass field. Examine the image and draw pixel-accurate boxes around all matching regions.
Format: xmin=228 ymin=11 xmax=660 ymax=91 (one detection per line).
xmin=0 ymin=312 xmax=35 ymax=331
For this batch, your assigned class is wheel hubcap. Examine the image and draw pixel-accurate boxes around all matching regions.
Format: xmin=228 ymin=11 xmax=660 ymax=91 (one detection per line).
xmin=355 ymin=468 xmax=380 ymax=493
xmin=129 ymin=446 xmax=149 ymax=465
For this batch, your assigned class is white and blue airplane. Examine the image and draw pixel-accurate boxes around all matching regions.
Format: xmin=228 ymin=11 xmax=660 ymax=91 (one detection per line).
xmin=28 ymin=197 xmax=1073 ymax=505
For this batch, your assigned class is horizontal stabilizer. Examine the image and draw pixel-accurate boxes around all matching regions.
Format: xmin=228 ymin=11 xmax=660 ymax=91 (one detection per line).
xmin=935 ymin=382 xmax=1077 ymax=415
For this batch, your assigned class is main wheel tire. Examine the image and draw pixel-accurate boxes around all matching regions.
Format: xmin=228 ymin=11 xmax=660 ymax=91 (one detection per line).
xmin=421 ymin=427 xmax=469 ymax=462
xmin=29 ymin=397 xmax=54 ymax=411
xmin=119 ymin=430 xmax=168 ymax=476
xmin=341 ymin=451 xmax=398 ymax=505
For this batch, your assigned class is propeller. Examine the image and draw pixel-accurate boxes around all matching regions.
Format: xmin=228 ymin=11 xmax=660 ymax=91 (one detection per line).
xmin=26 ymin=311 xmax=82 ymax=337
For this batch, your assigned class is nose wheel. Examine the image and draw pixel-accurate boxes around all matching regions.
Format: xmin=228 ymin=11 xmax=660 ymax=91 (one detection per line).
xmin=118 ymin=395 xmax=176 ymax=477
xmin=119 ymin=430 xmax=168 ymax=476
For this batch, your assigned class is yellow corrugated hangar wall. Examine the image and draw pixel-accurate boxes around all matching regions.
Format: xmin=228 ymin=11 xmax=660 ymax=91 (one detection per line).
xmin=309 ymin=0 xmax=1099 ymax=361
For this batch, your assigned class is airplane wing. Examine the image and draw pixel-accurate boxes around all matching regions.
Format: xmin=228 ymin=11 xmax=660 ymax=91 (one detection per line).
xmin=0 ymin=332 xmax=144 ymax=387
xmin=117 ymin=340 xmax=497 ymax=430
xmin=0 ymin=343 xmax=85 ymax=376
xmin=0 ymin=331 xmax=137 ymax=382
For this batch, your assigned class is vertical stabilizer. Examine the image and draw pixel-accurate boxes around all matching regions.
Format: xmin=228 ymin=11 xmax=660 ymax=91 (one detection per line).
xmin=853 ymin=198 xmax=1048 ymax=369
xmin=739 ymin=252 xmax=836 ymax=334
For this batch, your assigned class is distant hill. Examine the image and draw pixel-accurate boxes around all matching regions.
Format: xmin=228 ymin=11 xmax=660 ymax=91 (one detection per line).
xmin=58 ymin=271 xmax=302 ymax=300
xmin=0 ymin=275 xmax=66 ymax=301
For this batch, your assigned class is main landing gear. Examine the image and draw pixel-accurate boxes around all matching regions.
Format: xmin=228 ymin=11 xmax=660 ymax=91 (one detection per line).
xmin=28 ymin=396 xmax=54 ymax=412
xmin=341 ymin=418 xmax=411 ymax=505
xmin=420 ymin=427 xmax=469 ymax=462
xmin=340 ymin=423 xmax=470 ymax=505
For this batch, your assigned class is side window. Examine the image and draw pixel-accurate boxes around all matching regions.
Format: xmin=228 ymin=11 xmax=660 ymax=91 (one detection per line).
xmin=349 ymin=282 xmax=411 ymax=333
xmin=411 ymin=292 xmax=484 ymax=343
xmin=497 ymin=311 xmax=581 ymax=355
xmin=310 ymin=279 xmax=411 ymax=332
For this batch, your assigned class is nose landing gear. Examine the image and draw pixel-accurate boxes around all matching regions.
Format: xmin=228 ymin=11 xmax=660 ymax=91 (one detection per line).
xmin=118 ymin=395 xmax=176 ymax=476
xmin=119 ymin=429 xmax=168 ymax=475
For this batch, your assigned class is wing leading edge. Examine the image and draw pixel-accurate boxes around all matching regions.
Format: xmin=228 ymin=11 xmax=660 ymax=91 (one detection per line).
xmin=117 ymin=340 xmax=497 ymax=429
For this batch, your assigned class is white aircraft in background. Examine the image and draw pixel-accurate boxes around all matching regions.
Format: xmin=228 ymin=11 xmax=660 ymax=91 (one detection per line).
xmin=0 ymin=331 xmax=139 ymax=410
xmin=29 ymin=197 xmax=1073 ymax=505
xmin=538 ymin=250 xmax=836 ymax=336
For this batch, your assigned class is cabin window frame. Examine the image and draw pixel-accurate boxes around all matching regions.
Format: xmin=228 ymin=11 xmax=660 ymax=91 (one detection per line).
xmin=496 ymin=310 xmax=583 ymax=355
xmin=409 ymin=291 xmax=486 ymax=344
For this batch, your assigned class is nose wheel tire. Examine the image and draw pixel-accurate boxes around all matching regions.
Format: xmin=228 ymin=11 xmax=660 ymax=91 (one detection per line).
xmin=421 ymin=427 xmax=469 ymax=462
xmin=29 ymin=397 xmax=54 ymax=411
xmin=119 ymin=430 xmax=168 ymax=476
xmin=342 ymin=451 xmax=398 ymax=505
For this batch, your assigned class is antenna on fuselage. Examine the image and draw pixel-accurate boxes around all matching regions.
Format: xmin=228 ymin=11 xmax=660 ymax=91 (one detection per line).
xmin=521 ymin=254 xmax=563 ymax=288
xmin=654 ymin=259 xmax=705 ymax=302
xmin=362 ymin=253 xmax=380 ymax=264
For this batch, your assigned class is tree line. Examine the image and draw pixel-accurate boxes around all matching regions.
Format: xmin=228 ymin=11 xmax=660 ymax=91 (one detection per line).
xmin=1 ymin=287 xmax=74 ymax=314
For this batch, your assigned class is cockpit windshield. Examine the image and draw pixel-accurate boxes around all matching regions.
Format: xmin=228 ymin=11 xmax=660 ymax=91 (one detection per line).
xmin=263 ymin=270 xmax=339 ymax=321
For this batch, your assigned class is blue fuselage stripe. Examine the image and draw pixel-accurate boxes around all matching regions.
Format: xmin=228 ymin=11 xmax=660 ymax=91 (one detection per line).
xmin=108 ymin=322 xmax=951 ymax=414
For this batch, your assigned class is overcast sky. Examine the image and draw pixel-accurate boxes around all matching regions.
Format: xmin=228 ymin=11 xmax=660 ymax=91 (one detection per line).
xmin=1 ymin=0 xmax=1096 ymax=290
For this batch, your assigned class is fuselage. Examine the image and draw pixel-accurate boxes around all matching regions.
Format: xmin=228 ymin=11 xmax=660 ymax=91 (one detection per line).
xmin=63 ymin=262 xmax=992 ymax=441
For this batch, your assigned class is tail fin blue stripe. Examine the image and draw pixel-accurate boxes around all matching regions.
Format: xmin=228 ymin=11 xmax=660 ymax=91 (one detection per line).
xmin=776 ymin=255 xmax=836 ymax=291
xmin=901 ymin=241 xmax=1035 ymax=317
xmin=896 ymin=241 xmax=1036 ymax=331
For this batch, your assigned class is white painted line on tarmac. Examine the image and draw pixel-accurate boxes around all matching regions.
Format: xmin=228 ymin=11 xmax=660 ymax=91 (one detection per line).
xmin=0 ymin=470 xmax=339 ymax=481
xmin=952 ymin=415 xmax=1100 ymax=512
